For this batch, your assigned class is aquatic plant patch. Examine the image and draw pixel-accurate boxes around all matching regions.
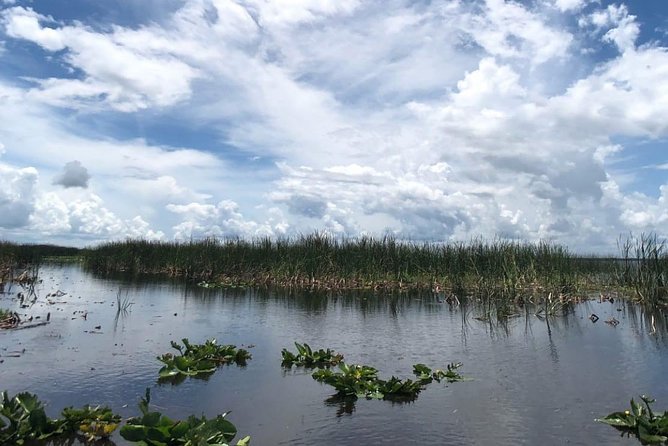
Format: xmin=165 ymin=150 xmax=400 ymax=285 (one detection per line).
xmin=313 ymin=361 xmax=469 ymax=401
xmin=120 ymin=389 xmax=250 ymax=446
xmin=281 ymin=342 xmax=344 ymax=368
xmin=61 ymin=404 xmax=122 ymax=442
xmin=596 ymin=395 xmax=668 ymax=444
xmin=0 ymin=391 xmax=121 ymax=444
xmin=413 ymin=362 xmax=466 ymax=383
xmin=312 ymin=363 xmax=388 ymax=399
xmin=158 ymin=338 xmax=252 ymax=380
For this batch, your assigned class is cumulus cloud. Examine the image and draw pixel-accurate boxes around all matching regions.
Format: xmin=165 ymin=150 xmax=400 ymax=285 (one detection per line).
xmin=167 ymin=200 xmax=288 ymax=240
xmin=30 ymin=192 xmax=165 ymax=240
xmin=0 ymin=156 xmax=163 ymax=241
xmin=52 ymin=160 xmax=90 ymax=188
xmin=0 ymin=163 xmax=37 ymax=229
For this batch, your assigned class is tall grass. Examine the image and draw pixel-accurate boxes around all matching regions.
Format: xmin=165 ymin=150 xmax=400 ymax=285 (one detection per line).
xmin=81 ymin=235 xmax=604 ymax=297
xmin=616 ymin=233 xmax=667 ymax=303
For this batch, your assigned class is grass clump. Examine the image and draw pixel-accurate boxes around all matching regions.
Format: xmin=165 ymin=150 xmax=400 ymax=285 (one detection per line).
xmin=617 ymin=234 xmax=668 ymax=304
xmin=597 ymin=395 xmax=668 ymax=444
xmin=158 ymin=338 xmax=251 ymax=381
xmin=281 ymin=342 xmax=344 ymax=368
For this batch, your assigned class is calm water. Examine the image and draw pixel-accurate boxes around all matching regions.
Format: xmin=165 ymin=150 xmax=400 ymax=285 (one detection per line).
xmin=1 ymin=264 xmax=667 ymax=445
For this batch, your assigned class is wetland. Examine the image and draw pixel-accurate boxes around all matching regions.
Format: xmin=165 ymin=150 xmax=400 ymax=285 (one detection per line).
xmin=1 ymin=236 xmax=667 ymax=445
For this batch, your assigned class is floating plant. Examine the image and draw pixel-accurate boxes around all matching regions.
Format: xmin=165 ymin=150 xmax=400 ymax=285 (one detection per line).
xmin=281 ymin=342 xmax=344 ymax=368
xmin=412 ymin=362 xmax=467 ymax=383
xmin=0 ymin=391 xmax=120 ymax=444
xmin=121 ymin=388 xmax=251 ymax=446
xmin=313 ymin=361 xmax=468 ymax=402
xmin=158 ymin=338 xmax=252 ymax=380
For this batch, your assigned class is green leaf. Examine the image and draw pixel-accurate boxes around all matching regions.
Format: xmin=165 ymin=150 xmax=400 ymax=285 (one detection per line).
xmin=146 ymin=426 xmax=171 ymax=443
xmin=638 ymin=425 xmax=668 ymax=444
xmin=120 ymin=424 xmax=147 ymax=442
xmin=170 ymin=420 xmax=190 ymax=438
xmin=141 ymin=411 xmax=163 ymax=427
xmin=631 ymin=398 xmax=644 ymax=418
xmin=596 ymin=413 xmax=636 ymax=428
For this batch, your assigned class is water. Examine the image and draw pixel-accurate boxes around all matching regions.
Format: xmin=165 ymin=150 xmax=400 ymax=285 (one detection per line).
xmin=1 ymin=264 xmax=667 ymax=445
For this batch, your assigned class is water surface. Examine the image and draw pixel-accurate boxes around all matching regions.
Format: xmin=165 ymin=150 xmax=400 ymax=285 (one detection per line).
xmin=1 ymin=264 xmax=667 ymax=445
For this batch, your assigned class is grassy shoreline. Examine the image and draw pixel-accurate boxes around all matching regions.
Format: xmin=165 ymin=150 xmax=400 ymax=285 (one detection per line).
xmin=80 ymin=236 xmax=588 ymax=294
xmin=2 ymin=235 xmax=666 ymax=303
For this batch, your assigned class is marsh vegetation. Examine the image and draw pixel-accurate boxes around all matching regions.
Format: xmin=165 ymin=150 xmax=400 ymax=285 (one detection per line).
xmin=2 ymin=233 xmax=667 ymax=304
xmin=74 ymin=234 xmax=667 ymax=304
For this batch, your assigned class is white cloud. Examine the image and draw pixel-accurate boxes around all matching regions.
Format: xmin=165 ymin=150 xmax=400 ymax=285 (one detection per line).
xmin=2 ymin=7 xmax=64 ymax=51
xmin=241 ymin=0 xmax=360 ymax=27
xmin=468 ymin=0 xmax=573 ymax=65
xmin=554 ymin=0 xmax=591 ymax=12
xmin=167 ymin=200 xmax=288 ymax=240
xmin=2 ymin=6 xmax=200 ymax=111
xmin=582 ymin=4 xmax=639 ymax=52
xmin=0 ymin=157 xmax=164 ymax=241
xmin=0 ymin=163 xmax=37 ymax=229
xmin=31 ymin=192 xmax=165 ymax=240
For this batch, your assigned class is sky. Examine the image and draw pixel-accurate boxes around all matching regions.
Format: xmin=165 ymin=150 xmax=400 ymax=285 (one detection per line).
xmin=0 ymin=0 xmax=667 ymax=252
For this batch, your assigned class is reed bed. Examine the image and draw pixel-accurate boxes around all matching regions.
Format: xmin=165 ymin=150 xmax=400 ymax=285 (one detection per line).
xmin=617 ymin=233 xmax=668 ymax=303
xmin=81 ymin=235 xmax=607 ymax=298
xmin=3 ymin=234 xmax=665 ymax=303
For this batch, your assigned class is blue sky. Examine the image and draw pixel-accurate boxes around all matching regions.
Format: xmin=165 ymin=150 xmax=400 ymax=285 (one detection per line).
xmin=0 ymin=0 xmax=667 ymax=252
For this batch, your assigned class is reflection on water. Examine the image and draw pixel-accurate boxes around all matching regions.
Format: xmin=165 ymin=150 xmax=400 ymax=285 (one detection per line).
xmin=1 ymin=264 xmax=667 ymax=446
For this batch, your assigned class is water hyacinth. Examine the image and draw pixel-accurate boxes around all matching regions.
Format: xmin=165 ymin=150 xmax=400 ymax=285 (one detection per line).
xmin=158 ymin=338 xmax=252 ymax=380
xmin=312 ymin=362 xmax=468 ymax=401
xmin=121 ymin=388 xmax=251 ymax=446
xmin=281 ymin=342 xmax=344 ymax=368
xmin=0 ymin=391 xmax=121 ymax=444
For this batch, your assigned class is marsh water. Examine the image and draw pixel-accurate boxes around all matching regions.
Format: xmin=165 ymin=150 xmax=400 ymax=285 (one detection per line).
xmin=1 ymin=264 xmax=668 ymax=445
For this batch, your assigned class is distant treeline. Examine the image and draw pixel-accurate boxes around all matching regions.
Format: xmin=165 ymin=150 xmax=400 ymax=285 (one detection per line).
xmin=0 ymin=241 xmax=81 ymax=265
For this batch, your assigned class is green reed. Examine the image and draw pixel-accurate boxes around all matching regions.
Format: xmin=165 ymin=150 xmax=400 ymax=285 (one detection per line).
xmin=79 ymin=234 xmax=612 ymax=297
xmin=616 ymin=233 xmax=668 ymax=303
